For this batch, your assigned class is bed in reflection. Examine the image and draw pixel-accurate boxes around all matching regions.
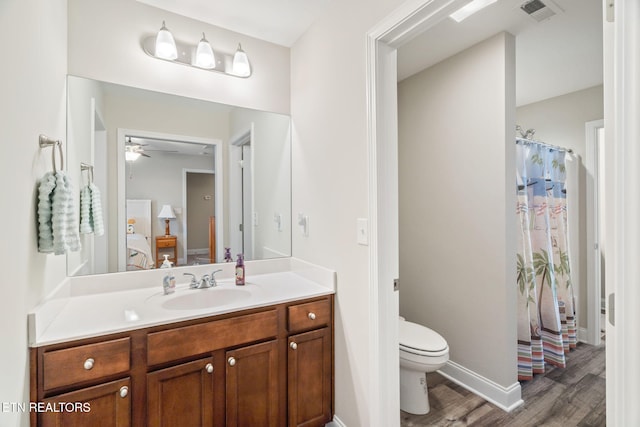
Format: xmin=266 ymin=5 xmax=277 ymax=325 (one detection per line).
xmin=126 ymin=199 xmax=155 ymax=269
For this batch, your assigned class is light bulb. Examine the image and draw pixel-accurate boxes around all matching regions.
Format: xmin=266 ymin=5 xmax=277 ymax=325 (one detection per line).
xmin=125 ymin=151 xmax=141 ymax=162
xmin=155 ymin=21 xmax=177 ymax=60
xmin=232 ymin=44 xmax=251 ymax=77
xmin=195 ymin=33 xmax=216 ymax=69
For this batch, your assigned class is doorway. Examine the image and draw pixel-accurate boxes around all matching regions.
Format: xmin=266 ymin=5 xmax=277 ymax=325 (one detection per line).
xmin=229 ymin=124 xmax=255 ymax=260
xmin=184 ymin=170 xmax=216 ymax=264
xmin=366 ymin=0 xmax=610 ymax=425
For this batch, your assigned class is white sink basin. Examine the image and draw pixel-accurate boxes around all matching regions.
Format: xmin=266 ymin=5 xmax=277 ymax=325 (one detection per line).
xmin=162 ymin=288 xmax=251 ymax=310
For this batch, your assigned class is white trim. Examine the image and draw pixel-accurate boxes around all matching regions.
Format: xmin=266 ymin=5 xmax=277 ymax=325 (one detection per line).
xmin=365 ymin=1 xmax=491 ymax=425
xmin=438 ymin=361 xmax=524 ymax=412
xmin=584 ymin=119 xmax=604 ymax=346
xmin=608 ymin=1 xmax=640 ymax=424
xmin=228 ymin=123 xmax=255 ymax=259
xmin=327 ymin=416 xmax=347 ymax=427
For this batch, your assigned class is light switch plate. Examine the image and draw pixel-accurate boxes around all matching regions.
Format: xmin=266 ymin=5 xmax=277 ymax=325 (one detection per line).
xmin=357 ymin=218 xmax=368 ymax=245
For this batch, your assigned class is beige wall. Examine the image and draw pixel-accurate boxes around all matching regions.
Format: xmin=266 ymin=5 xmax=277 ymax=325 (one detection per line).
xmin=397 ymin=33 xmax=517 ymax=387
xmin=0 ymin=1 xmax=68 ymax=426
xmin=516 ymin=85 xmax=604 ymax=329
xmin=186 ymin=173 xmax=216 ymax=251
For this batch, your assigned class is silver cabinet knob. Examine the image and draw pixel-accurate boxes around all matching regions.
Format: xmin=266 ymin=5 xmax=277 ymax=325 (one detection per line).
xmin=290 ymin=342 xmax=298 ymax=350
xmin=228 ymin=357 xmax=236 ymax=366
xmin=83 ymin=358 xmax=95 ymax=370
xmin=308 ymin=312 xmax=316 ymax=320
xmin=205 ymin=363 xmax=214 ymax=373
xmin=119 ymin=386 xmax=128 ymax=398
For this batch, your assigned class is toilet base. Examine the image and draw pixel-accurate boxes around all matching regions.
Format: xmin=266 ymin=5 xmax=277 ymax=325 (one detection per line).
xmin=400 ymin=368 xmax=430 ymax=415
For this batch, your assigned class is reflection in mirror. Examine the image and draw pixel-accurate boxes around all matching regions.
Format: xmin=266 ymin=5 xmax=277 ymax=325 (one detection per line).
xmin=66 ymin=75 xmax=291 ymax=277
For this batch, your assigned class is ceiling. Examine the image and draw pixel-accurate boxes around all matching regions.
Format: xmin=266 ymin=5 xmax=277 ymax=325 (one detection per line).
xmin=138 ymin=0 xmax=603 ymax=107
xmin=136 ymin=0 xmax=331 ymax=47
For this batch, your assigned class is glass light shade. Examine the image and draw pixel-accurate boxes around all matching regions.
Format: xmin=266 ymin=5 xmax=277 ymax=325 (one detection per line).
xmin=155 ymin=21 xmax=178 ymax=60
xmin=195 ymin=33 xmax=216 ymax=69
xmin=125 ymin=151 xmax=141 ymax=162
xmin=232 ymin=44 xmax=251 ymax=77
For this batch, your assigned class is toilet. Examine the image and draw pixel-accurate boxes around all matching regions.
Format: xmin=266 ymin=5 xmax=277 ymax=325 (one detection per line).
xmin=399 ymin=317 xmax=449 ymax=415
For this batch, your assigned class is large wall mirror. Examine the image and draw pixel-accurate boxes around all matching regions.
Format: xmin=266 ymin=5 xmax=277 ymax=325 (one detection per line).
xmin=66 ymin=75 xmax=291 ymax=277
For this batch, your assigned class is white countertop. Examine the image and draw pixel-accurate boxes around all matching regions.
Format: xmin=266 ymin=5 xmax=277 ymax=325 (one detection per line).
xmin=28 ymin=258 xmax=335 ymax=347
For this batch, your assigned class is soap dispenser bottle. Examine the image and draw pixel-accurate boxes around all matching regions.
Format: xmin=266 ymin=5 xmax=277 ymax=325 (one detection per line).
xmin=161 ymin=255 xmax=176 ymax=294
xmin=224 ymin=247 xmax=233 ymax=262
xmin=235 ymin=254 xmax=245 ymax=286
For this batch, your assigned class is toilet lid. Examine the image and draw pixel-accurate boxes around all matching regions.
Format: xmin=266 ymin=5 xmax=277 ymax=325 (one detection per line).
xmin=399 ymin=320 xmax=448 ymax=353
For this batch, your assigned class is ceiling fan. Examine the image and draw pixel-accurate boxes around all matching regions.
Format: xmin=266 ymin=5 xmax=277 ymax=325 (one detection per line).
xmin=125 ymin=137 xmax=151 ymax=159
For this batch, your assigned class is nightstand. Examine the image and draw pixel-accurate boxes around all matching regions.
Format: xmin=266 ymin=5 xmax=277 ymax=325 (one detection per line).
xmin=156 ymin=235 xmax=177 ymax=267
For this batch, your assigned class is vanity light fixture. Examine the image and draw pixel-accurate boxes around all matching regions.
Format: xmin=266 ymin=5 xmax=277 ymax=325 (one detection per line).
xmin=143 ymin=21 xmax=252 ymax=78
xmin=449 ymin=0 xmax=498 ymax=22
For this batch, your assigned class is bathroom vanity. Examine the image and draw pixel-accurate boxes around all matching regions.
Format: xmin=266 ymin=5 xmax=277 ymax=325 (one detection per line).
xmin=28 ymin=259 xmax=335 ymax=427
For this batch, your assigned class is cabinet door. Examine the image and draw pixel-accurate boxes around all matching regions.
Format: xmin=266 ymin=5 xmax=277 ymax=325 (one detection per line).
xmin=40 ymin=378 xmax=130 ymax=427
xmin=226 ymin=340 xmax=279 ymax=427
xmin=288 ymin=328 xmax=332 ymax=427
xmin=147 ymin=357 xmax=215 ymax=427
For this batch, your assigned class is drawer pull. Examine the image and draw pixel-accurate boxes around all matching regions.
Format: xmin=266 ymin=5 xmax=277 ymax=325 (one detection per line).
xmin=228 ymin=357 xmax=236 ymax=367
xmin=290 ymin=341 xmax=298 ymax=350
xmin=83 ymin=358 xmax=95 ymax=370
xmin=308 ymin=312 xmax=316 ymax=320
xmin=205 ymin=363 xmax=214 ymax=373
xmin=119 ymin=386 xmax=128 ymax=398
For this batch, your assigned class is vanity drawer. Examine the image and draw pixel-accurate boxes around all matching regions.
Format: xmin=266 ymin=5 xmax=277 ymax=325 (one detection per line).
xmin=288 ymin=298 xmax=331 ymax=333
xmin=42 ymin=337 xmax=131 ymax=391
xmin=147 ymin=309 xmax=278 ymax=366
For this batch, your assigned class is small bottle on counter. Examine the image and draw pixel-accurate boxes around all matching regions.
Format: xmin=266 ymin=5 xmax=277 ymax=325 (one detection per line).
xmin=161 ymin=255 xmax=176 ymax=294
xmin=224 ymin=247 xmax=233 ymax=262
xmin=235 ymin=254 xmax=245 ymax=286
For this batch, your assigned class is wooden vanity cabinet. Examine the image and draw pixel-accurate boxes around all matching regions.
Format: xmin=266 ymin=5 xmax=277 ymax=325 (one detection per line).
xmin=30 ymin=295 xmax=333 ymax=427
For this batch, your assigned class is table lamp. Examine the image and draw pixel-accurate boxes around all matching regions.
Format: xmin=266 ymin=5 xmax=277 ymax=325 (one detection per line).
xmin=158 ymin=204 xmax=176 ymax=236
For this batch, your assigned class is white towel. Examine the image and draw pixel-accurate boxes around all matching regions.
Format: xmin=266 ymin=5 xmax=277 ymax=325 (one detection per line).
xmin=38 ymin=171 xmax=81 ymax=255
xmin=79 ymin=183 xmax=104 ymax=236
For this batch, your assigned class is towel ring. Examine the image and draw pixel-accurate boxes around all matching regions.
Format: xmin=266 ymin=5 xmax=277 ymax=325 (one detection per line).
xmin=80 ymin=163 xmax=94 ymax=184
xmin=39 ymin=135 xmax=64 ymax=173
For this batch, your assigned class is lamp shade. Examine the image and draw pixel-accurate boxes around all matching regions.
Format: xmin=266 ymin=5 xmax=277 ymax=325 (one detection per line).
xmin=158 ymin=204 xmax=176 ymax=219
xmin=232 ymin=44 xmax=251 ymax=77
xmin=195 ymin=33 xmax=216 ymax=69
xmin=155 ymin=21 xmax=178 ymax=60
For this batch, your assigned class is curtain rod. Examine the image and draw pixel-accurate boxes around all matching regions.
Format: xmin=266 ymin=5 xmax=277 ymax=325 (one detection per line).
xmin=516 ymin=137 xmax=574 ymax=154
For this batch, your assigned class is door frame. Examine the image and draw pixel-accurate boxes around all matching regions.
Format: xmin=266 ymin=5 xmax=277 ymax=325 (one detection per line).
xmin=365 ymin=1 xmax=470 ymax=425
xmin=584 ymin=119 xmax=604 ymax=346
xmin=182 ymin=168 xmax=217 ymax=265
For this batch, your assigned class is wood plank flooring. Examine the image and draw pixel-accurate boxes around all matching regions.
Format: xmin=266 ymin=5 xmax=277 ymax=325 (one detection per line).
xmin=401 ymin=341 xmax=605 ymax=427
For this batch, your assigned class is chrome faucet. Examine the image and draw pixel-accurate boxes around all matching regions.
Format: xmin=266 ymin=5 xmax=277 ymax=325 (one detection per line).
xmin=183 ymin=270 xmax=223 ymax=289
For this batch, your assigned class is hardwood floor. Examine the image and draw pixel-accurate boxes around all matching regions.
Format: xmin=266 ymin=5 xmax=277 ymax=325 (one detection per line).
xmin=401 ymin=341 xmax=605 ymax=427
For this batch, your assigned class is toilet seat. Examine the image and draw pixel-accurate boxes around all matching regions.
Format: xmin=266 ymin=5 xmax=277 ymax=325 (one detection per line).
xmin=399 ymin=319 xmax=448 ymax=355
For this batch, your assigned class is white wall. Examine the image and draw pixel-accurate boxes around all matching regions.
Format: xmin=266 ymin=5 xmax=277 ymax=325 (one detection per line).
xmin=229 ymin=109 xmax=292 ymax=259
xmin=516 ymin=85 xmax=604 ymax=330
xmin=290 ymin=1 xmax=419 ymax=425
xmin=68 ymin=0 xmax=290 ymax=115
xmin=397 ymin=33 xmax=517 ymax=388
xmin=0 ymin=0 xmax=67 ymax=426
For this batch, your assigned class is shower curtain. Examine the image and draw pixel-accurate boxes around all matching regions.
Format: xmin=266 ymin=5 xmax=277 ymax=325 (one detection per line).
xmin=515 ymin=139 xmax=576 ymax=381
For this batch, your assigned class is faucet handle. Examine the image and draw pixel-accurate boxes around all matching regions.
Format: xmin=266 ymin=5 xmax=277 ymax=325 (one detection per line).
xmin=183 ymin=273 xmax=197 ymax=288
xmin=210 ymin=269 xmax=223 ymax=287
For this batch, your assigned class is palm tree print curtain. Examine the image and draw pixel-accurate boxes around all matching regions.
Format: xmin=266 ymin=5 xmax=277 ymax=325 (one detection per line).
xmin=516 ymin=140 xmax=576 ymax=381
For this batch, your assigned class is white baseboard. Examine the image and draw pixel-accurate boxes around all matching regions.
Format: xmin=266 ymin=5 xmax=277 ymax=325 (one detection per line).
xmin=578 ymin=326 xmax=589 ymax=343
xmin=326 ymin=416 xmax=347 ymax=427
xmin=438 ymin=360 xmax=523 ymax=412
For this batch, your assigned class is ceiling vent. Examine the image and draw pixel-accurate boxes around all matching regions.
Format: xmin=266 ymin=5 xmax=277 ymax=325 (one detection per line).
xmin=520 ymin=0 xmax=563 ymax=22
